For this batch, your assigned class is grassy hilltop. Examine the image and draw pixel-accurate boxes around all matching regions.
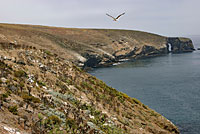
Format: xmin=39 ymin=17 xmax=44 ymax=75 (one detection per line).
xmin=0 ymin=23 xmax=168 ymax=68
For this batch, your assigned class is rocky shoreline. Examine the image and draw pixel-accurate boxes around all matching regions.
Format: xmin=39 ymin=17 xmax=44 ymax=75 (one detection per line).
xmin=81 ymin=37 xmax=195 ymax=69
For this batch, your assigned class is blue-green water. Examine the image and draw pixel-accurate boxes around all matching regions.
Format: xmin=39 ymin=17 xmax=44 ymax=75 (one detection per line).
xmin=89 ymin=37 xmax=200 ymax=134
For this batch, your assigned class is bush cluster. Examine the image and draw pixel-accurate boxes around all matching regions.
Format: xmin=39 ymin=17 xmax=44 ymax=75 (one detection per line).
xmin=8 ymin=105 xmax=18 ymax=115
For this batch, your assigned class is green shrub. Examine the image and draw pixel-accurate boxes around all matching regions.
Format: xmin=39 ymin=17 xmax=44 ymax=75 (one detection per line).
xmin=19 ymin=81 xmax=25 ymax=88
xmin=2 ymin=93 xmax=8 ymax=99
xmin=66 ymin=117 xmax=77 ymax=129
xmin=22 ymin=92 xmax=40 ymax=103
xmin=73 ymin=65 xmax=83 ymax=72
xmin=66 ymin=79 xmax=73 ymax=85
xmin=101 ymin=125 xmax=125 ymax=134
xmin=44 ymin=50 xmax=52 ymax=56
xmin=14 ymin=70 xmax=26 ymax=77
xmin=38 ymin=113 xmax=43 ymax=120
xmin=37 ymin=81 xmax=46 ymax=86
xmin=1 ymin=94 xmax=7 ymax=102
xmin=0 ymin=91 xmax=11 ymax=102
xmin=117 ymin=94 xmax=125 ymax=103
xmin=8 ymin=105 xmax=18 ymax=115
xmin=81 ymin=81 xmax=94 ymax=90
xmin=132 ymin=98 xmax=141 ymax=105
xmin=13 ymin=77 xmax=18 ymax=81
xmin=142 ymin=104 xmax=148 ymax=109
xmin=0 ymin=61 xmax=7 ymax=69
xmin=150 ymin=110 xmax=160 ymax=117
xmin=46 ymin=115 xmax=61 ymax=126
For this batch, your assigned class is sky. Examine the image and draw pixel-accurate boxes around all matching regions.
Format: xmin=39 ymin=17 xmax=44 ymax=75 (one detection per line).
xmin=0 ymin=0 xmax=200 ymax=37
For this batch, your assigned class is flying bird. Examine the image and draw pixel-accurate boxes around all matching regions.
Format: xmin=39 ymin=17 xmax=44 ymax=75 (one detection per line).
xmin=106 ymin=12 xmax=125 ymax=21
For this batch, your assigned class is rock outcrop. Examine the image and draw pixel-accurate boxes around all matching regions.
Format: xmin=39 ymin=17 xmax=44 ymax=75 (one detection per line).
xmin=167 ymin=37 xmax=195 ymax=53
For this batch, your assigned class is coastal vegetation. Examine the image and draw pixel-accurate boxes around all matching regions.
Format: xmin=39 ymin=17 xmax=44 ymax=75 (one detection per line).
xmin=0 ymin=23 xmax=184 ymax=133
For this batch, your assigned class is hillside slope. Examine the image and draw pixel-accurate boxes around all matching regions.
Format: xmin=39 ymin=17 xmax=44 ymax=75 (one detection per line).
xmin=0 ymin=42 xmax=179 ymax=134
xmin=0 ymin=23 xmax=194 ymax=133
xmin=0 ymin=23 xmax=194 ymax=69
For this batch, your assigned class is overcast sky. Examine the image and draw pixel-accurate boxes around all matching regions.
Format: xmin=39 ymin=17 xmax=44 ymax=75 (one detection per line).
xmin=0 ymin=0 xmax=200 ymax=36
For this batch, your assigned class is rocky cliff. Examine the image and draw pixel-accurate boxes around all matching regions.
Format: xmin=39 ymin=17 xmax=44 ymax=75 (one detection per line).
xmin=0 ymin=23 xmax=194 ymax=69
xmin=167 ymin=37 xmax=195 ymax=53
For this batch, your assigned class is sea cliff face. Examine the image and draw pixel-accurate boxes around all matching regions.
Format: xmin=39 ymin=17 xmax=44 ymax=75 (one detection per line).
xmin=83 ymin=37 xmax=195 ymax=68
xmin=167 ymin=37 xmax=195 ymax=53
xmin=82 ymin=37 xmax=195 ymax=68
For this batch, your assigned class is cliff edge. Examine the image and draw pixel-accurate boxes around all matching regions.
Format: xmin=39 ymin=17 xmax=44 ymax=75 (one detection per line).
xmin=0 ymin=23 xmax=194 ymax=69
xmin=167 ymin=37 xmax=195 ymax=53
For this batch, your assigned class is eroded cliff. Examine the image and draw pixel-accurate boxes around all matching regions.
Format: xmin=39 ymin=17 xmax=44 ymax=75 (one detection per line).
xmin=0 ymin=23 xmax=194 ymax=69
xmin=167 ymin=37 xmax=195 ymax=53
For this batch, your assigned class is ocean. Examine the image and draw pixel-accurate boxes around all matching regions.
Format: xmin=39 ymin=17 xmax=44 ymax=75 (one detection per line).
xmin=89 ymin=36 xmax=200 ymax=134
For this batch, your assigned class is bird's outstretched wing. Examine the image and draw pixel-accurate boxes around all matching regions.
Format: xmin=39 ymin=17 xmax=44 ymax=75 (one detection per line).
xmin=106 ymin=13 xmax=116 ymax=20
xmin=116 ymin=12 xmax=125 ymax=19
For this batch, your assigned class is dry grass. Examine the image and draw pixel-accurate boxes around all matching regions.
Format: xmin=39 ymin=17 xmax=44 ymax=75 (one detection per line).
xmin=0 ymin=23 xmax=167 ymax=67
